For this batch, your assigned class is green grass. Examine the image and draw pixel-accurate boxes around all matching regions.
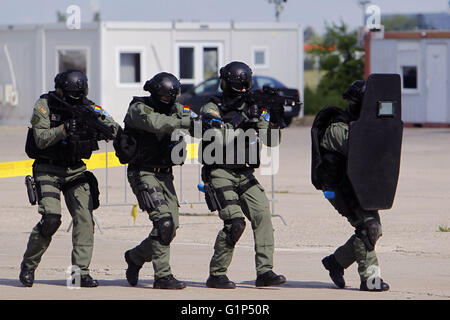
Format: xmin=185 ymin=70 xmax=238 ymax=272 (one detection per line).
xmin=437 ymin=225 xmax=450 ymax=232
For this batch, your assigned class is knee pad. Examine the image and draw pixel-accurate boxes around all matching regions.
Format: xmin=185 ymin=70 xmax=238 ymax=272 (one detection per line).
xmin=39 ymin=214 xmax=62 ymax=238
xmin=223 ymin=217 xmax=246 ymax=247
xmin=157 ymin=217 xmax=175 ymax=246
xmin=356 ymin=219 xmax=381 ymax=251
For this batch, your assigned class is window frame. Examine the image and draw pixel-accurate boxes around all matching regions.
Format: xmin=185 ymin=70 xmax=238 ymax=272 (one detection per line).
xmin=397 ymin=42 xmax=420 ymax=95
xmin=251 ymin=46 xmax=270 ymax=69
xmin=115 ymin=46 xmax=146 ymax=88
xmin=174 ymin=42 xmax=224 ymax=90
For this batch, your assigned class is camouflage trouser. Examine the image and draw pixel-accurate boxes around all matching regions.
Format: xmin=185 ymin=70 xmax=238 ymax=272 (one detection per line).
xmin=21 ymin=162 xmax=95 ymax=276
xmin=331 ymin=201 xmax=382 ymax=282
xmin=206 ymin=167 xmax=274 ymax=277
xmin=126 ymin=169 xmax=180 ymax=279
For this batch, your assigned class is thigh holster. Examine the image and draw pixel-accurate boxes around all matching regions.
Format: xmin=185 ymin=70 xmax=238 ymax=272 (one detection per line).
xmin=202 ymin=171 xmax=260 ymax=213
xmin=215 ymin=178 xmax=259 ymax=210
xmin=25 ymin=175 xmax=39 ymax=205
xmin=203 ymin=183 xmax=223 ymax=212
xmin=133 ymin=183 xmax=167 ymax=213
xmin=236 ymin=178 xmax=259 ymax=195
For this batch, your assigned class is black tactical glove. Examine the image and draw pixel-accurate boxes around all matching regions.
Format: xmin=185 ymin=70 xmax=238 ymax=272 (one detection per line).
xmin=200 ymin=113 xmax=223 ymax=130
xmin=64 ymin=119 xmax=78 ymax=136
xmin=229 ymin=113 xmax=247 ymax=129
xmin=247 ymin=104 xmax=261 ymax=122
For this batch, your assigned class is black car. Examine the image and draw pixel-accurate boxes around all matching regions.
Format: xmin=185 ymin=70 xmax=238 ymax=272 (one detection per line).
xmin=178 ymin=75 xmax=302 ymax=126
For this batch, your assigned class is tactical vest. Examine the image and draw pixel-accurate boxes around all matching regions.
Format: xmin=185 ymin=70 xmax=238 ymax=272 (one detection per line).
xmin=311 ymin=105 xmax=351 ymax=190
xmin=126 ymin=96 xmax=187 ymax=170
xmin=200 ymin=95 xmax=261 ymax=168
xmin=25 ymin=92 xmax=99 ymax=166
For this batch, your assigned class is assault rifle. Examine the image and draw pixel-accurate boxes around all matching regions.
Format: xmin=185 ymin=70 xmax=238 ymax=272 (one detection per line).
xmin=49 ymin=93 xmax=115 ymax=141
xmin=244 ymin=85 xmax=297 ymax=129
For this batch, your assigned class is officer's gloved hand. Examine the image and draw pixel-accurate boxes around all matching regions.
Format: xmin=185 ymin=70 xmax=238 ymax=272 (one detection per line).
xmin=199 ymin=113 xmax=223 ymax=130
xmin=64 ymin=119 xmax=77 ymax=136
xmin=230 ymin=113 xmax=247 ymax=129
xmin=247 ymin=104 xmax=261 ymax=122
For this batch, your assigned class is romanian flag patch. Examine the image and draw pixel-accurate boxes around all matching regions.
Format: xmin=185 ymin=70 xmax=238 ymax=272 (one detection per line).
xmin=261 ymin=108 xmax=270 ymax=122
xmin=93 ymin=105 xmax=102 ymax=113
xmin=183 ymin=106 xmax=191 ymax=113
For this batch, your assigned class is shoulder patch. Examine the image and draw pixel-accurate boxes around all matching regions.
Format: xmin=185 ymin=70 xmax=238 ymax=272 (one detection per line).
xmin=31 ymin=115 xmax=40 ymax=125
xmin=93 ymin=105 xmax=102 ymax=113
xmin=261 ymin=108 xmax=270 ymax=122
xmin=36 ymin=105 xmax=47 ymax=115
xmin=143 ymin=105 xmax=152 ymax=114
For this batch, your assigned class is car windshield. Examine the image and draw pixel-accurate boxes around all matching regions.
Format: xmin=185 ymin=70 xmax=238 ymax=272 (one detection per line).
xmin=253 ymin=76 xmax=286 ymax=89
xmin=194 ymin=78 xmax=220 ymax=95
xmin=192 ymin=75 xmax=286 ymax=95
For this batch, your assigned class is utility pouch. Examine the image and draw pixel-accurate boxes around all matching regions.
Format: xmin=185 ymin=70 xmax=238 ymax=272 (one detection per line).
xmin=113 ymin=126 xmax=137 ymax=164
xmin=25 ymin=175 xmax=39 ymax=205
xmin=84 ymin=171 xmax=100 ymax=210
xmin=25 ymin=128 xmax=38 ymax=159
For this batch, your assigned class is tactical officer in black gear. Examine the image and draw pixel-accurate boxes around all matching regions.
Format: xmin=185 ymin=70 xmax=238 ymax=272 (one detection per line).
xmin=311 ymin=78 xmax=391 ymax=292
xmin=342 ymin=80 xmax=366 ymax=119
xmin=120 ymin=72 xmax=194 ymax=289
xmin=20 ymin=69 xmax=119 ymax=288
xmin=198 ymin=61 xmax=286 ymax=289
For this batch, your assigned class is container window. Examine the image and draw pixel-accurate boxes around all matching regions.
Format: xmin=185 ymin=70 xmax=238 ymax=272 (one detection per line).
xmin=119 ymin=52 xmax=141 ymax=83
xmin=402 ymin=66 xmax=417 ymax=89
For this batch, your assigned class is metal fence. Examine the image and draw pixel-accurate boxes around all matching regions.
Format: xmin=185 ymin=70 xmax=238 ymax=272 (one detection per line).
xmin=67 ymin=142 xmax=287 ymax=233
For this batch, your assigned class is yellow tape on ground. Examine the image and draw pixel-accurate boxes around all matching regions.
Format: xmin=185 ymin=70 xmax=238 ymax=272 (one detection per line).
xmin=186 ymin=142 xmax=199 ymax=160
xmin=0 ymin=159 xmax=34 ymax=179
xmin=0 ymin=143 xmax=199 ymax=179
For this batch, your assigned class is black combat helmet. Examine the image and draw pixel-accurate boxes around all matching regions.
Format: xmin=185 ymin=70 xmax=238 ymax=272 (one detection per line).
xmin=342 ymin=80 xmax=367 ymax=118
xmin=54 ymin=69 xmax=88 ymax=100
xmin=219 ymin=61 xmax=253 ymax=96
xmin=143 ymin=72 xmax=181 ymax=105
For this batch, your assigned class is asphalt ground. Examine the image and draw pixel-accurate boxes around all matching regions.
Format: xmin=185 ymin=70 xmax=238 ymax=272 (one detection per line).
xmin=0 ymin=121 xmax=449 ymax=306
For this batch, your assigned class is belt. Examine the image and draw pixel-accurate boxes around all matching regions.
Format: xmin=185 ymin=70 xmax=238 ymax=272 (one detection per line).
xmin=141 ymin=167 xmax=173 ymax=174
xmin=35 ymin=158 xmax=82 ymax=168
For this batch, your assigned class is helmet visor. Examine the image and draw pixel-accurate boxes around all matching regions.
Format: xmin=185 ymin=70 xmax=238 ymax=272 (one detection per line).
xmin=65 ymin=90 xmax=84 ymax=100
xmin=159 ymin=93 xmax=179 ymax=104
xmin=229 ymin=78 xmax=252 ymax=92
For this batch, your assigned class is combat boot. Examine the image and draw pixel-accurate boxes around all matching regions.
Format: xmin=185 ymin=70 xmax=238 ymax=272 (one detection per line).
xmin=206 ymin=275 xmax=236 ymax=289
xmin=80 ymin=274 xmax=99 ymax=287
xmin=19 ymin=265 xmax=35 ymax=287
xmin=125 ymin=250 xmax=142 ymax=286
xmin=322 ymin=254 xmax=345 ymax=288
xmin=153 ymin=274 xmax=186 ymax=289
xmin=360 ymin=279 xmax=390 ymax=292
xmin=255 ymin=270 xmax=286 ymax=287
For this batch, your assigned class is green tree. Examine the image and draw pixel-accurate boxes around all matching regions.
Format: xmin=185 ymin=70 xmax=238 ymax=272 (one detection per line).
xmin=56 ymin=10 xmax=66 ymax=23
xmin=93 ymin=11 xmax=101 ymax=22
xmin=381 ymin=15 xmax=418 ymax=31
xmin=305 ymin=21 xmax=365 ymax=114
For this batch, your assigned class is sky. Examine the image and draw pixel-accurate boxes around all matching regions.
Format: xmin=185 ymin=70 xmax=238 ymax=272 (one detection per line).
xmin=0 ymin=0 xmax=448 ymax=33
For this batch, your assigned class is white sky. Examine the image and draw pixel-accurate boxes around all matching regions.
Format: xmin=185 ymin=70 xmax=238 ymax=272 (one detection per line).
xmin=1 ymin=0 xmax=448 ymax=33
